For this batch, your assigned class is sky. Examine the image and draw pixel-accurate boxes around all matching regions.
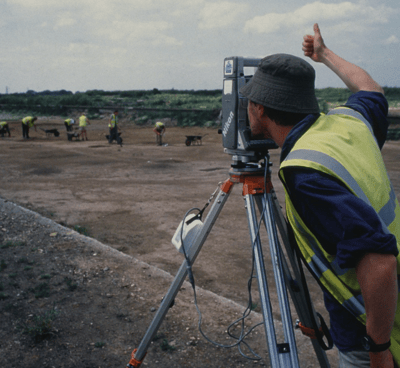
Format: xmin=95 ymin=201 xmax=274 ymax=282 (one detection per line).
xmin=1 ymin=0 xmax=399 ymax=93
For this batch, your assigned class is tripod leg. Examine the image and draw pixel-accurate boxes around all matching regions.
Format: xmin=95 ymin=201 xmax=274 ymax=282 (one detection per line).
xmin=245 ymin=193 xmax=300 ymax=367
xmin=131 ymin=180 xmax=234 ymax=365
xmin=269 ymin=191 xmax=331 ymax=368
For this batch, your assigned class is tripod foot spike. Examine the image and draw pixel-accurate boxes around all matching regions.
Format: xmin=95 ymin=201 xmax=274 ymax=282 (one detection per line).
xmin=126 ymin=349 xmax=146 ymax=368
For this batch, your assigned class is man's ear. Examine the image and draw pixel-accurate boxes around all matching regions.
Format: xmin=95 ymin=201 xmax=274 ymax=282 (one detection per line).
xmin=250 ymin=102 xmax=265 ymax=118
xmin=256 ymin=103 xmax=265 ymax=117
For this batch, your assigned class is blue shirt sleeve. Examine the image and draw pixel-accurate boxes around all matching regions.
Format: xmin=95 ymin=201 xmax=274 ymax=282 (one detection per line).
xmin=283 ymin=168 xmax=398 ymax=269
xmin=344 ymin=91 xmax=389 ymax=149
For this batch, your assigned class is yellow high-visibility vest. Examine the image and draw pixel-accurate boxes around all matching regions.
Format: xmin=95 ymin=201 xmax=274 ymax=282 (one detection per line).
xmin=109 ymin=114 xmax=118 ymax=128
xmin=279 ymin=107 xmax=400 ymax=361
xmin=79 ymin=115 xmax=87 ymax=127
xmin=22 ymin=116 xmax=35 ymax=127
xmin=155 ymin=122 xmax=164 ymax=130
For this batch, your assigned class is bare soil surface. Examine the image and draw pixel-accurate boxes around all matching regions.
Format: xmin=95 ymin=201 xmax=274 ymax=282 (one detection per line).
xmin=1 ymin=117 xmax=399 ymax=367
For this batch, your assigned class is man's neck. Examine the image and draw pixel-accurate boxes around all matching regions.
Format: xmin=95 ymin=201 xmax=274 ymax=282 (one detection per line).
xmin=270 ymin=123 xmax=294 ymax=148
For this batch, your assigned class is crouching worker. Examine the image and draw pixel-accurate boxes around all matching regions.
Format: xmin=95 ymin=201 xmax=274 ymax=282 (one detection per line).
xmin=21 ymin=116 xmax=37 ymax=139
xmin=64 ymin=118 xmax=75 ymax=132
xmin=153 ymin=121 xmax=166 ymax=146
xmin=0 ymin=121 xmax=11 ymax=137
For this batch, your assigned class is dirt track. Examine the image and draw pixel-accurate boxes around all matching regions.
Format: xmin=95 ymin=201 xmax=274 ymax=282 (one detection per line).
xmin=1 ymin=117 xmax=399 ymax=367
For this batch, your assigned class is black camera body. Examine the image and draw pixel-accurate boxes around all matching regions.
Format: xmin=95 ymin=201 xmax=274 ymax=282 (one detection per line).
xmin=221 ymin=57 xmax=278 ymax=165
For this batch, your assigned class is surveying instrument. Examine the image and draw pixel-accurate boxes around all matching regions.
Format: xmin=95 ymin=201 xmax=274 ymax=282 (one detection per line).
xmin=127 ymin=57 xmax=332 ymax=367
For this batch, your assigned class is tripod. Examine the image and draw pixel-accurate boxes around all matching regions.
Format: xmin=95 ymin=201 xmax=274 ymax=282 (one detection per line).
xmin=127 ymin=153 xmax=331 ymax=367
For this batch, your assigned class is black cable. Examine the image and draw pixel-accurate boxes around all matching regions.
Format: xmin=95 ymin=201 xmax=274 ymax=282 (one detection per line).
xmin=177 ymin=176 xmax=272 ymax=360
xmin=180 ymin=207 xmax=201 ymax=288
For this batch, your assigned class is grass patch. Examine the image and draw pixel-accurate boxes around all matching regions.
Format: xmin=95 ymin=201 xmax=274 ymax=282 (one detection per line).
xmin=153 ymin=333 xmax=176 ymax=351
xmin=1 ymin=241 xmax=26 ymax=249
xmin=0 ymin=292 xmax=9 ymax=300
xmin=160 ymin=338 xmax=176 ymax=352
xmin=95 ymin=341 xmax=105 ymax=348
xmin=64 ymin=277 xmax=78 ymax=291
xmin=152 ymin=333 xmax=166 ymax=341
xmin=17 ymin=257 xmax=34 ymax=265
xmin=20 ymin=307 xmax=59 ymax=342
xmin=73 ymin=225 xmax=89 ymax=236
xmin=32 ymin=282 xmax=50 ymax=298
xmin=40 ymin=274 xmax=52 ymax=280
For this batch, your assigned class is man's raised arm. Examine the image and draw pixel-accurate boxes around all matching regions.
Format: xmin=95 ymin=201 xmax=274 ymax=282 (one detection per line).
xmin=302 ymin=23 xmax=384 ymax=94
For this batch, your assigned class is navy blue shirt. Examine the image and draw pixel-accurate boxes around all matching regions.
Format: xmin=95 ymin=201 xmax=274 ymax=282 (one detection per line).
xmin=280 ymin=91 xmax=398 ymax=351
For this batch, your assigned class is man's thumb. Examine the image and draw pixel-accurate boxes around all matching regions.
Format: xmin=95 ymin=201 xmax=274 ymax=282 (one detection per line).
xmin=314 ymin=23 xmax=321 ymax=37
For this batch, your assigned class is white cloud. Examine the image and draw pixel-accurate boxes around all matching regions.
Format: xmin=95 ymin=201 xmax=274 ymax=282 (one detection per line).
xmin=244 ymin=1 xmax=396 ymax=34
xmin=54 ymin=17 xmax=76 ymax=30
xmin=199 ymin=1 xmax=250 ymax=29
xmin=384 ymin=35 xmax=399 ymax=45
xmin=93 ymin=20 xmax=182 ymax=47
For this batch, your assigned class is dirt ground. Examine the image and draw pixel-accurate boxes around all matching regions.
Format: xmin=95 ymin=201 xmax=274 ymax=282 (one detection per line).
xmin=1 ymin=116 xmax=399 ymax=367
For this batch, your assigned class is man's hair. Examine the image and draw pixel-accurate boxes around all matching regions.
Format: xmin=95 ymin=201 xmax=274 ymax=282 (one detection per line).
xmin=262 ymin=106 xmax=308 ymax=127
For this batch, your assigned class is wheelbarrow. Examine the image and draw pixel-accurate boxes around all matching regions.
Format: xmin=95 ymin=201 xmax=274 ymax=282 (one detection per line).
xmin=40 ymin=128 xmax=60 ymax=137
xmin=67 ymin=131 xmax=81 ymax=141
xmin=185 ymin=134 xmax=207 ymax=146
xmin=106 ymin=132 xmax=123 ymax=145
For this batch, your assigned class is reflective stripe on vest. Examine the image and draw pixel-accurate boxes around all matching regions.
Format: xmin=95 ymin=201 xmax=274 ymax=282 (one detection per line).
xmin=284 ymin=149 xmax=397 ymax=234
xmin=327 ymin=107 xmax=378 ymax=146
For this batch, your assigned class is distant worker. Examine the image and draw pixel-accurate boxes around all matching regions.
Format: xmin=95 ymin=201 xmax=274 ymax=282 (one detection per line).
xmin=108 ymin=110 xmax=122 ymax=146
xmin=79 ymin=113 xmax=90 ymax=141
xmin=153 ymin=121 xmax=166 ymax=146
xmin=64 ymin=118 xmax=75 ymax=132
xmin=0 ymin=121 xmax=11 ymax=137
xmin=21 ymin=116 xmax=37 ymax=139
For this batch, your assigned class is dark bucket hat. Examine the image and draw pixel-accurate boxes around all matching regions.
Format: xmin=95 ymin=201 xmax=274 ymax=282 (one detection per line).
xmin=240 ymin=53 xmax=319 ymax=114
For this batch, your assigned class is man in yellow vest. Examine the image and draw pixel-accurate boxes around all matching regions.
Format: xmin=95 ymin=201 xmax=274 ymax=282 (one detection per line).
xmin=21 ymin=116 xmax=37 ymax=139
xmin=153 ymin=121 xmax=166 ymax=146
xmin=79 ymin=113 xmax=90 ymax=141
xmin=64 ymin=118 xmax=75 ymax=132
xmin=241 ymin=23 xmax=399 ymax=367
xmin=108 ymin=110 xmax=122 ymax=146
xmin=0 ymin=121 xmax=11 ymax=137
